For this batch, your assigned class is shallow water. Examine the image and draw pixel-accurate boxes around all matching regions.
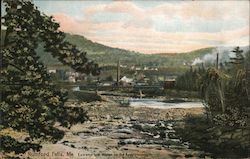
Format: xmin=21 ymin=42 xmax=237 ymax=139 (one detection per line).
xmin=129 ymin=98 xmax=204 ymax=109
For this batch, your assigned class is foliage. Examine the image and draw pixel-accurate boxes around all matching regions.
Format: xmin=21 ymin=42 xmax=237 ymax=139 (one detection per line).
xmin=199 ymin=68 xmax=229 ymax=114
xmin=175 ymin=115 xmax=249 ymax=158
xmin=175 ymin=66 xmax=206 ymax=91
xmin=199 ymin=47 xmax=249 ymax=126
xmin=175 ymin=47 xmax=249 ymax=157
xmin=176 ymin=47 xmax=249 ymax=127
xmin=0 ymin=0 xmax=99 ymax=156
xmin=0 ymin=135 xmax=41 ymax=154
xmin=229 ymin=46 xmax=244 ymax=66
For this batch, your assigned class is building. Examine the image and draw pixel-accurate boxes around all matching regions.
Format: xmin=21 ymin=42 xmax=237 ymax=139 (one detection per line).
xmin=48 ymin=69 xmax=56 ymax=74
xmin=120 ymin=76 xmax=134 ymax=86
xmin=163 ymin=79 xmax=176 ymax=89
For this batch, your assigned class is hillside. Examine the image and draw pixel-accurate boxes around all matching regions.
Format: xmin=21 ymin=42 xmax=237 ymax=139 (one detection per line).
xmin=2 ymin=29 xmax=248 ymax=70
xmin=156 ymin=48 xmax=215 ymax=60
xmin=37 ymin=33 xmax=216 ymax=68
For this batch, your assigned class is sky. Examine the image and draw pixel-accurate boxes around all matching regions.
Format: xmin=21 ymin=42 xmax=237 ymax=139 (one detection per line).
xmin=33 ymin=0 xmax=249 ymax=54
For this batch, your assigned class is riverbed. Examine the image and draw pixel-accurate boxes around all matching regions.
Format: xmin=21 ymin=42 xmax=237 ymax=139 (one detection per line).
xmin=21 ymin=96 xmax=211 ymax=159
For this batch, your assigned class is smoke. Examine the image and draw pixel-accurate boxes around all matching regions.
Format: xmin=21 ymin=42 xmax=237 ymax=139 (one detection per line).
xmin=191 ymin=46 xmax=249 ymax=66
xmin=191 ymin=57 xmax=203 ymax=65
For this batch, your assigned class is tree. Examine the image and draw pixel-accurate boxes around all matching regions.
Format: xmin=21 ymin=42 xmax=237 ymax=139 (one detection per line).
xmin=200 ymin=68 xmax=228 ymax=115
xmin=0 ymin=0 xmax=100 ymax=156
xmin=245 ymin=50 xmax=250 ymax=101
xmin=229 ymin=46 xmax=244 ymax=69
xmin=199 ymin=47 xmax=249 ymax=126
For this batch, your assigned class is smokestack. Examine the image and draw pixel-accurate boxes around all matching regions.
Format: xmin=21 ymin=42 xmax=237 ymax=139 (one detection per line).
xmin=201 ymin=62 xmax=205 ymax=70
xmin=117 ymin=60 xmax=120 ymax=87
xmin=216 ymin=53 xmax=219 ymax=69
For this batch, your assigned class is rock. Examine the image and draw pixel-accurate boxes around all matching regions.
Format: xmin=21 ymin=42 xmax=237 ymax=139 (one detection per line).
xmin=116 ymin=128 xmax=133 ymax=134
xmin=185 ymin=154 xmax=194 ymax=158
xmin=167 ymin=123 xmax=173 ymax=127
xmin=156 ymin=121 xmax=165 ymax=128
xmin=119 ymin=139 xmax=146 ymax=145
xmin=169 ymin=138 xmax=181 ymax=142
xmin=78 ymin=133 xmax=89 ymax=139
xmin=167 ymin=126 xmax=173 ymax=130
xmin=159 ymin=131 xmax=166 ymax=138
xmin=130 ymin=117 xmax=138 ymax=121
xmin=168 ymin=145 xmax=185 ymax=149
xmin=147 ymin=140 xmax=155 ymax=144
xmin=153 ymin=135 xmax=160 ymax=139
xmin=141 ymin=131 xmax=154 ymax=137
xmin=109 ymin=132 xmax=132 ymax=139
xmin=141 ymin=125 xmax=153 ymax=132
xmin=168 ymin=132 xmax=178 ymax=139
xmin=118 ymin=136 xmax=131 ymax=139
xmin=79 ymin=129 xmax=92 ymax=134
xmin=106 ymin=115 xmax=111 ymax=120
xmin=114 ymin=115 xmax=123 ymax=120
xmin=124 ymin=117 xmax=131 ymax=121
xmin=165 ymin=129 xmax=175 ymax=133
xmin=82 ymin=146 xmax=88 ymax=149
xmin=182 ymin=142 xmax=190 ymax=146
xmin=62 ymin=140 xmax=69 ymax=144
xmin=132 ymin=124 xmax=143 ymax=131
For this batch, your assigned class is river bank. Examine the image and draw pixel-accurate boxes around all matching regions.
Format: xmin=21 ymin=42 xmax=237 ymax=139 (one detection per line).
xmin=21 ymin=97 xmax=212 ymax=159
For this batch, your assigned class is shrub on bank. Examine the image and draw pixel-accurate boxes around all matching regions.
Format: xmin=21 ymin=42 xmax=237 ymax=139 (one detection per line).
xmin=175 ymin=115 xmax=249 ymax=158
xmin=175 ymin=47 xmax=250 ymax=158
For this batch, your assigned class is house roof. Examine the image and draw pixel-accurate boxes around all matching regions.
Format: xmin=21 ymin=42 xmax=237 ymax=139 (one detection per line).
xmin=120 ymin=76 xmax=133 ymax=83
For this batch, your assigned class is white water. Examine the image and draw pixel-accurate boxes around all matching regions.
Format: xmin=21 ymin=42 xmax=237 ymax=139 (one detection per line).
xmin=129 ymin=98 xmax=204 ymax=109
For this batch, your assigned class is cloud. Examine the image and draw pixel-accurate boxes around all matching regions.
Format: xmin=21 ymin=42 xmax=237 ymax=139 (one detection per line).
xmin=84 ymin=1 xmax=249 ymax=26
xmin=84 ymin=1 xmax=153 ymax=29
xmin=50 ymin=1 xmax=249 ymax=53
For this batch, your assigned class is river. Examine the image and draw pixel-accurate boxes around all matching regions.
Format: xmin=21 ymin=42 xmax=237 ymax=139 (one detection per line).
xmin=129 ymin=98 xmax=204 ymax=109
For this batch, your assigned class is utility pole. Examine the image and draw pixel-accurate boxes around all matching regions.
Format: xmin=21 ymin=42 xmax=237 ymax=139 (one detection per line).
xmin=201 ymin=62 xmax=205 ymax=70
xmin=216 ymin=53 xmax=219 ymax=69
xmin=117 ymin=60 xmax=120 ymax=87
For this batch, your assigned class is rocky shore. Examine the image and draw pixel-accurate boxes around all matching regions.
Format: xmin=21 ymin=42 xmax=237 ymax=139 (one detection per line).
xmin=23 ymin=98 xmax=211 ymax=159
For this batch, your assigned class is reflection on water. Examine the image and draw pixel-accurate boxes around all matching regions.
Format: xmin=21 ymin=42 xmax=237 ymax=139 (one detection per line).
xmin=129 ymin=98 xmax=204 ymax=109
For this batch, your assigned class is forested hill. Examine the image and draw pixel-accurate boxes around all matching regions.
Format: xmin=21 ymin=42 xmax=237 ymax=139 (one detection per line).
xmin=37 ymin=33 xmax=217 ymax=68
xmin=2 ymin=29 xmax=248 ymax=69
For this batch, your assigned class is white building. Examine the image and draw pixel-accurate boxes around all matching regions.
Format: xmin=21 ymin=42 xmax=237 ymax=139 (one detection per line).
xmin=48 ymin=69 xmax=56 ymax=73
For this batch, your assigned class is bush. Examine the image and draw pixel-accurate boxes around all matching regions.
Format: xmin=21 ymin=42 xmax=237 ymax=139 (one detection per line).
xmin=175 ymin=115 xmax=249 ymax=158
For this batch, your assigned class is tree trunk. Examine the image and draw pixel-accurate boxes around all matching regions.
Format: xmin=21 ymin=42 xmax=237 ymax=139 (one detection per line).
xmin=217 ymin=80 xmax=225 ymax=113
